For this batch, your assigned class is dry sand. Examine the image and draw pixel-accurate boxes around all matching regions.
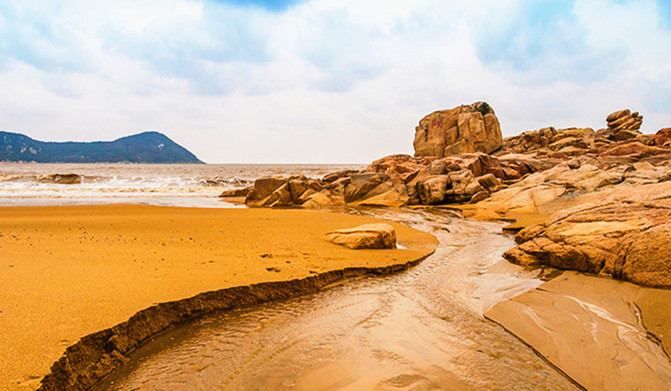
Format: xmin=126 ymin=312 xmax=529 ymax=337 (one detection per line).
xmin=0 ymin=204 xmax=437 ymax=390
xmin=486 ymin=271 xmax=671 ymax=390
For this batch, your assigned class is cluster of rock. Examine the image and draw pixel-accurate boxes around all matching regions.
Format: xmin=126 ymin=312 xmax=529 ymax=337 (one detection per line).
xmin=413 ymin=102 xmax=503 ymax=157
xmin=605 ymin=109 xmax=643 ymax=140
xmin=219 ymin=104 xmax=671 ymax=288
xmin=232 ymin=152 xmax=550 ymax=209
xmin=500 ymin=110 xmax=656 ymax=158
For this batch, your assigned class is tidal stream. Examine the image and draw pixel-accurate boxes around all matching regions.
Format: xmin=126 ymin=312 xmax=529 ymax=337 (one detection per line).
xmin=94 ymin=209 xmax=579 ymax=390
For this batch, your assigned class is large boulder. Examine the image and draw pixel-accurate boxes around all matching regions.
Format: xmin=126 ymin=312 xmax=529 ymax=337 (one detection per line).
xmin=413 ymin=102 xmax=502 ymax=157
xmin=325 ymin=223 xmax=397 ymax=249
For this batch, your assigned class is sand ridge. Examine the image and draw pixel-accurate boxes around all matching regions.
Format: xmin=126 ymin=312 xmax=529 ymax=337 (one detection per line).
xmin=0 ymin=204 xmax=437 ymax=390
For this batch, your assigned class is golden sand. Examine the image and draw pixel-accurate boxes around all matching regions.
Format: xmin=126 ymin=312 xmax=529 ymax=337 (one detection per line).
xmin=0 ymin=204 xmax=437 ymax=390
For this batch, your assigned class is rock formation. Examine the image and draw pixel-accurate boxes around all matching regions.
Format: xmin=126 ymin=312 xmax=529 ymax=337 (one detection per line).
xmin=325 ymin=223 xmax=397 ymax=249
xmin=604 ymin=109 xmax=643 ymax=141
xmin=413 ymin=102 xmax=503 ymax=157
xmin=503 ymin=181 xmax=671 ymax=288
xmin=244 ymin=176 xmax=340 ymax=208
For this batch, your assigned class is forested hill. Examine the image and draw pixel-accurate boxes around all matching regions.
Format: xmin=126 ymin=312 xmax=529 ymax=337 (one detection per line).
xmin=0 ymin=131 xmax=203 ymax=163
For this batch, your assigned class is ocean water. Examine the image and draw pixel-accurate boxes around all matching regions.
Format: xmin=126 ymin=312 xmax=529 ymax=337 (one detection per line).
xmin=0 ymin=162 xmax=365 ymax=207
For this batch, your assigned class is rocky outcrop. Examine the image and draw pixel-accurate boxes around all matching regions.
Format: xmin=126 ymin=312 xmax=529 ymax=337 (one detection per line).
xmin=239 ymin=105 xmax=671 ymax=215
xmin=501 ymin=127 xmax=596 ymax=157
xmin=413 ymin=102 xmax=503 ymax=157
xmin=605 ymin=109 xmax=643 ymax=140
xmin=245 ymin=176 xmax=340 ymax=208
xmin=325 ymin=223 xmax=397 ymax=249
xmin=503 ymin=181 xmax=671 ymax=288
xmin=241 ymin=152 xmax=553 ymax=209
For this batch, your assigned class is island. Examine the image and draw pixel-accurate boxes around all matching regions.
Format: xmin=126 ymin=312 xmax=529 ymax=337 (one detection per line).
xmin=0 ymin=131 xmax=203 ymax=164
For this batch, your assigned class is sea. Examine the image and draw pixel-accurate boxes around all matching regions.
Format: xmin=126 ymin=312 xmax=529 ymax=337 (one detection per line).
xmin=0 ymin=162 xmax=365 ymax=207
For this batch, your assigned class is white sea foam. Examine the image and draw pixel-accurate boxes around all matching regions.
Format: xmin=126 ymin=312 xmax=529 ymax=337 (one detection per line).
xmin=0 ymin=162 xmax=364 ymax=207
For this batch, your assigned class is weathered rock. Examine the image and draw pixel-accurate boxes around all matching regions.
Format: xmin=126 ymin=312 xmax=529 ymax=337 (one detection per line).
xmin=323 ymin=169 xmax=361 ymax=183
xmin=325 ymin=223 xmax=397 ymax=249
xmin=606 ymin=109 xmax=643 ymax=141
xmin=245 ymin=176 xmax=337 ymax=208
xmin=413 ymin=102 xmax=502 ymax=157
xmin=502 ymin=127 xmax=594 ymax=156
xmin=38 ymin=173 xmax=83 ymax=184
xmin=601 ymin=141 xmax=670 ymax=159
xmin=653 ymin=128 xmax=671 ymax=148
xmin=502 ymin=127 xmax=556 ymax=154
xmin=219 ymin=187 xmax=250 ymax=197
xmin=418 ymin=175 xmax=448 ymax=205
xmin=504 ymin=181 xmax=671 ymax=288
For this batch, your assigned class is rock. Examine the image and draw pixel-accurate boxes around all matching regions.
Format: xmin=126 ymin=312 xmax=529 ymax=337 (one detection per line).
xmin=601 ymin=142 xmax=670 ymax=159
xmin=246 ymin=177 xmax=287 ymax=203
xmin=504 ymin=181 xmax=671 ymax=288
xmin=38 ymin=173 xmax=83 ymax=184
xmin=343 ymin=173 xmax=409 ymax=207
xmin=606 ymin=109 xmax=630 ymax=122
xmin=653 ymin=128 xmax=671 ymax=148
xmin=366 ymin=154 xmax=431 ymax=176
xmin=219 ymin=187 xmax=250 ymax=197
xmin=418 ymin=175 xmax=448 ymax=205
xmin=413 ymin=102 xmax=502 ymax=157
xmin=323 ymin=169 xmax=361 ymax=183
xmin=501 ymin=127 xmax=556 ymax=154
xmin=606 ymin=109 xmax=643 ymax=140
xmin=476 ymin=173 xmax=502 ymax=191
xmin=325 ymin=223 xmax=397 ymax=249
xmin=245 ymin=176 xmax=337 ymax=208
xmin=502 ymin=127 xmax=594 ymax=156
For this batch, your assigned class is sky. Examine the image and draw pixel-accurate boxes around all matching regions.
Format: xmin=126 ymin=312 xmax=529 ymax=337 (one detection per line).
xmin=1 ymin=0 xmax=671 ymax=163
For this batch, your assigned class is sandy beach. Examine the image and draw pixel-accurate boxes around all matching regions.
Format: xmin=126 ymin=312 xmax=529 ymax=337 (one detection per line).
xmin=0 ymin=204 xmax=437 ymax=390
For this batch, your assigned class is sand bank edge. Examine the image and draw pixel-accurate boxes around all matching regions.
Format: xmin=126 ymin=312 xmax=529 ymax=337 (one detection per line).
xmin=38 ymin=248 xmax=436 ymax=391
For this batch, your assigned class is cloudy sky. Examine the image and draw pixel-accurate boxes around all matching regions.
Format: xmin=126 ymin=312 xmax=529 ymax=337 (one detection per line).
xmin=1 ymin=0 xmax=670 ymax=163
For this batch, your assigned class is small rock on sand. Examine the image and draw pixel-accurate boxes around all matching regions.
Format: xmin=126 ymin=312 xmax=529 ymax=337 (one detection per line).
xmin=325 ymin=223 xmax=397 ymax=249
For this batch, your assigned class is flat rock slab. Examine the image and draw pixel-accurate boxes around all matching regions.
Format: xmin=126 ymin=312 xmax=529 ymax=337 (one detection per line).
xmin=486 ymin=271 xmax=671 ymax=390
xmin=325 ymin=223 xmax=397 ymax=249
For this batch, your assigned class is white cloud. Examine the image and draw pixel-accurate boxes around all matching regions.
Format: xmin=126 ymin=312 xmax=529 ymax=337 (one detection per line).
xmin=0 ymin=0 xmax=670 ymax=163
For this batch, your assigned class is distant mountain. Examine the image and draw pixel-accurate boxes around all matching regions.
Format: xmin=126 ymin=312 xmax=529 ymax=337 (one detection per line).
xmin=0 ymin=131 xmax=203 ymax=163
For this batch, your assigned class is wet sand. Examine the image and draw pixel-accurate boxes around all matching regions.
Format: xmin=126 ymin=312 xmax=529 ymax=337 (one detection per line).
xmin=486 ymin=271 xmax=671 ymax=390
xmin=0 ymin=204 xmax=437 ymax=390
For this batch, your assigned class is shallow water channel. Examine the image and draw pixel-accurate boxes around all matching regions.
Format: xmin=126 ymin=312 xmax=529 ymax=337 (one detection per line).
xmin=94 ymin=209 xmax=579 ymax=390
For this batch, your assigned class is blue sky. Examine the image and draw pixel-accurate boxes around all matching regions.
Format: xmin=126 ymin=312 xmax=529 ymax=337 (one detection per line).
xmin=1 ymin=0 xmax=670 ymax=163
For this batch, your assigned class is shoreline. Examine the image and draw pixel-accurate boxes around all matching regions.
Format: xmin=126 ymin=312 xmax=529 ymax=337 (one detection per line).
xmin=0 ymin=204 xmax=437 ymax=390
